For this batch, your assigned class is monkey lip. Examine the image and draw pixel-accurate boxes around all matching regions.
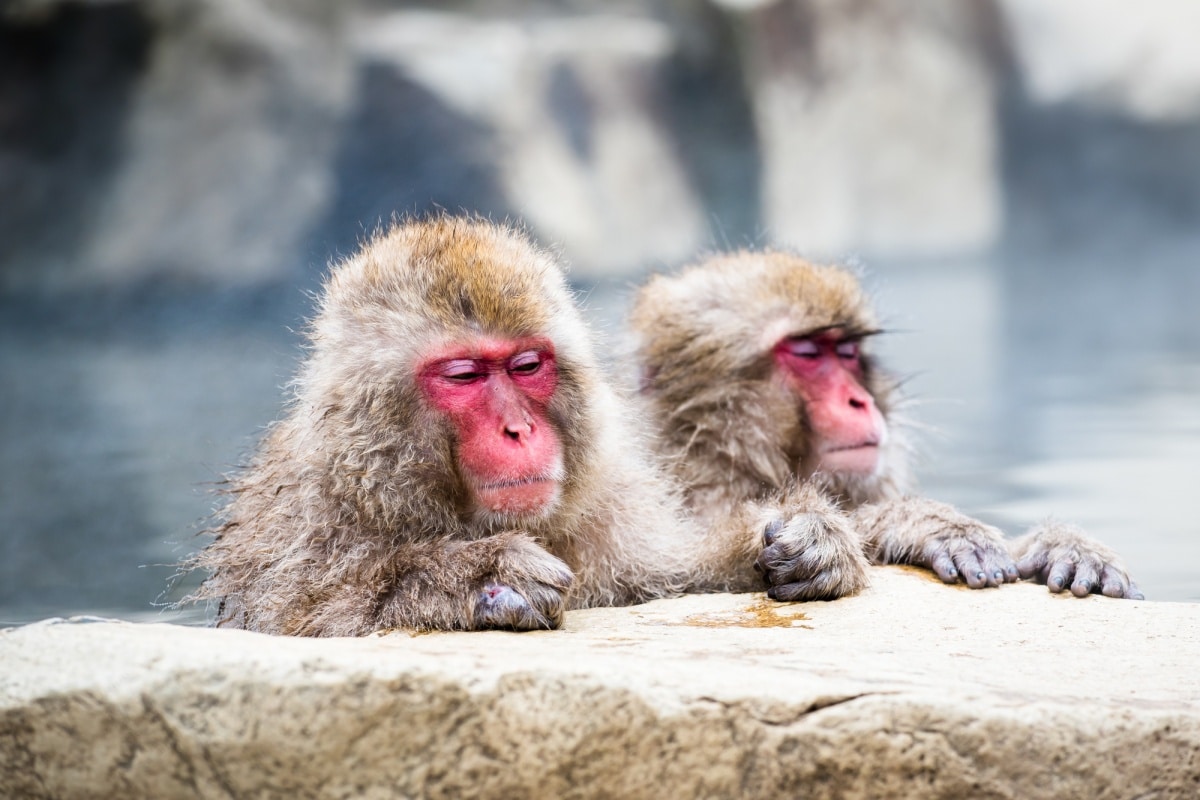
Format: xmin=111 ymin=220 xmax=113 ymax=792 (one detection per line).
xmin=817 ymin=442 xmax=881 ymax=474
xmin=473 ymin=475 xmax=562 ymax=515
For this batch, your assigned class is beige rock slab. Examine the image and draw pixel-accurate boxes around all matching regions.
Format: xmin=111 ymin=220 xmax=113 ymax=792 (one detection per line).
xmin=2 ymin=567 xmax=1198 ymax=799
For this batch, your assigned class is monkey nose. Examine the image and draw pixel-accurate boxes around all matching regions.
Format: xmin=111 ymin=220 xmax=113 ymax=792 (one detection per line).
xmin=847 ymin=393 xmax=874 ymax=412
xmin=503 ymin=419 xmax=533 ymax=441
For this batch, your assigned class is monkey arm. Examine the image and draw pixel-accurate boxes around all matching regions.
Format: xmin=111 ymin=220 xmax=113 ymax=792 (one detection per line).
xmin=681 ymin=481 xmax=871 ymax=600
xmin=1009 ymin=521 xmax=1144 ymax=599
xmin=677 ymin=497 xmax=769 ymax=594
xmin=215 ymin=531 xmax=574 ymax=636
xmin=850 ymin=497 xmax=1020 ymax=589
xmin=372 ymin=532 xmax=575 ymax=633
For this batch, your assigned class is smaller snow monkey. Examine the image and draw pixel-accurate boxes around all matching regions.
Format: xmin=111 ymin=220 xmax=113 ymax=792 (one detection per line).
xmin=187 ymin=216 xmax=698 ymax=635
xmin=629 ymin=250 xmax=1142 ymax=602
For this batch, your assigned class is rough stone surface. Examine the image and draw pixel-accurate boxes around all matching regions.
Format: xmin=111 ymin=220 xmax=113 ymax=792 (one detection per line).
xmin=347 ymin=9 xmax=707 ymax=279
xmin=80 ymin=0 xmax=354 ymax=287
xmin=717 ymin=0 xmax=1003 ymax=258
xmin=2 ymin=567 xmax=1198 ymax=799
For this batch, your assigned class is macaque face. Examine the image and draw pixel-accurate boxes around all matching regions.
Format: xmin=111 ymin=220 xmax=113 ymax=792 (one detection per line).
xmin=419 ymin=336 xmax=564 ymax=516
xmin=774 ymin=328 xmax=887 ymax=475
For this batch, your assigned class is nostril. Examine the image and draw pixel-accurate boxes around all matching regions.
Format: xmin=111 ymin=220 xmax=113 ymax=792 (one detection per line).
xmin=504 ymin=428 xmax=522 ymax=441
xmin=849 ymin=398 xmax=866 ymax=410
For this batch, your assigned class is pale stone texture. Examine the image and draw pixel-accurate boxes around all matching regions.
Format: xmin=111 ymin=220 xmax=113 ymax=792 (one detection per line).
xmin=714 ymin=0 xmax=1003 ymax=258
xmin=3 ymin=568 xmax=1198 ymax=799
xmin=350 ymin=10 xmax=707 ymax=279
xmin=80 ymin=0 xmax=354 ymax=287
xmin=999 ymin=0 xmax=1200 ymax=122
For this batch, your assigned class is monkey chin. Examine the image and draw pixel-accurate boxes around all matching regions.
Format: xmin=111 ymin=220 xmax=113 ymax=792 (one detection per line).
xmin=472 ymin=478 xmax=563 ymax=520
xmin=817 ymin=444 xmax=881 ymax=476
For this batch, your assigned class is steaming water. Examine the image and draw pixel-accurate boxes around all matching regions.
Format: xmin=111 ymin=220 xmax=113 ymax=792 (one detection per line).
xmin=1 ymin=253 xmax=1197 ymax=628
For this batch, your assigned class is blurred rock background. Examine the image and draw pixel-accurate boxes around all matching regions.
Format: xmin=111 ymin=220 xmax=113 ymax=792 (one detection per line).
xmin=2 ymin=0 xmax=1198 ymax=621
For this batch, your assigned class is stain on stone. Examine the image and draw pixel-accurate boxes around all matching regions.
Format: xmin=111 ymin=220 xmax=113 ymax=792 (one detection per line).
xmin=679 ymin=596 xmax=813 ymax=629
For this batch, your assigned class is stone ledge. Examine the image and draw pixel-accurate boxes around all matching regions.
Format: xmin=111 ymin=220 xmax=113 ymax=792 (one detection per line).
xmin=2 ymin=567 xmax=1198 ymax=799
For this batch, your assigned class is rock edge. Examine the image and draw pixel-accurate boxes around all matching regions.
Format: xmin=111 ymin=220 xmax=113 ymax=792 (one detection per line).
xmin=2 ymin=567 xmax=1198 ymax=799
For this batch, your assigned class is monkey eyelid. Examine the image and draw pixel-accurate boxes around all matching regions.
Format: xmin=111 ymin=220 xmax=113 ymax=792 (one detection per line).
xmin=782 ymin=339 xmax=821 ymax=358
xmin=437 ymin=359 xmax=487 ymax=381
xmin=508 ymin=350 xmax=544 ymax=373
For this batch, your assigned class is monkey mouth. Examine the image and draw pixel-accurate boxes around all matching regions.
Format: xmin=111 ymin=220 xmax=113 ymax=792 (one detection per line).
xmin=479 ymin=476 xmax=559 ymax=491
xmin=471 ymin=469 xmax=564 ymax=516
xmin=822 ymin=441 xmax=879 ymax=453
xmin=817 ymin=442 xmax=881 ymax=474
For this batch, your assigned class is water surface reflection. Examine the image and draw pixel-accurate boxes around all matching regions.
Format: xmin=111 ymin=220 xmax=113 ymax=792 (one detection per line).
xmin=872 ymin=250 xmax=1200 ymax=602
xmin=1 ymin=253 xmax=1197 ymax=627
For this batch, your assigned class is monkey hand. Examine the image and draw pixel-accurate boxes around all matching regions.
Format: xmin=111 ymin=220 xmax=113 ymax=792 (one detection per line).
xmin=919 ymin=522 xmax=1020 ymax=589
xmin=853 ymin=498 xmax=1020 ymax=589
xmin=472 ymin=534 xmax=575 ymax=630
xmin=1012 ymin=521 xmax=1143 ymax=599
xmin=754 ymin=511 xmax=870 ymax=601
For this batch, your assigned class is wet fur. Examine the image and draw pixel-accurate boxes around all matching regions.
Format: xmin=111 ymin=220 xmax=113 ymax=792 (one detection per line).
xmin=186 ymin=217 xmax=693 ymax=635
xmin=630 ymin=250 xmax=1141 ymax=600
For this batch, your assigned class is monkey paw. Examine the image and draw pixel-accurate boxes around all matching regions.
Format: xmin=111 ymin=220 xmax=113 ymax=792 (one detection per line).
xmin=1015 ymin=522 xmax=1143 ymax=599
xmin=921 ymin=522 xmax=1020 ymax=589
xmin=754 ymin=512 xmax=870 ymax=601
xmin=473 ymin=541 xmax=574 ymax=630
xmin=473 ymin=581 xmax=565 ymax=630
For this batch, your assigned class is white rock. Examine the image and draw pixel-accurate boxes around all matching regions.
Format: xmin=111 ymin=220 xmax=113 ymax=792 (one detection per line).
xmin=82 ymin=0 xmax=355 ymax=287
xmin=999 ymin=0 xmax=1200 ymax=121
xmin=353 ymin=10 xmax=706 ymax=279
xmin=724 ymin=0 xmax=1002 ymax=258
xmin=3 ymin=568 xmax=1198 ymax=798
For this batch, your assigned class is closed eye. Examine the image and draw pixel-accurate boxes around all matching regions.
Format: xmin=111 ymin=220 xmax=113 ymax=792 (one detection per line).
xmin=509 ymin=351 xmax=543 ymax=374
xmin=784 ymin=338 xmax=821 ymax=359
xmin=440 ymin=360 xmax=485 ymax=382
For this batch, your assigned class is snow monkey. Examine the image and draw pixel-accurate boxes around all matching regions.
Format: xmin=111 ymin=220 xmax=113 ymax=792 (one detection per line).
xmin=187 ymin=217 xmax=696 ymax=635
xmin=629 ymin=251 xmax=1143 ymax=602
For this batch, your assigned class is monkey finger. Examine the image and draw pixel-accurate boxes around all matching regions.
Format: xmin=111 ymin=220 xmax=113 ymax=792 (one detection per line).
xmin=1045 ymin=561 xmax=1075 ymax=593
xmin=995 ymin=555 xmax=1021 ymax=583
xmin=474 ymin=582 xmax=561 ymax=631
xmin=1128 ymin=581 xmax=1145 ymax=601
xmin=763 ymin=519 xmax=785 ymax=546
xmin=767 ymin=574 xmax=844 ymax=602
xmin=976 ymin=548 xmax=1013 ymax=587
xmin=1016 ymin=551 xmax=1048 ymax=581
xmin=929 ymin=552 xmax=961 ymax=584
xmin=759 ymin=546 xmax=819 ymax=585
xmin=952 ymin=551 xmax=989 ymax=589
xmin=1099 ymin=566 xmax=1130 ymax=599
xmin=1069 ymin=561 xmax=1100 ymax=597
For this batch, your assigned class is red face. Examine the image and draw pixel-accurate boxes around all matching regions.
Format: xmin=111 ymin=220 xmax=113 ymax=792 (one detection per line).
xmin=774 ymin=329 xmax=886 ymax=475
xmin=419 ymin=337 xmax=564 ymax=516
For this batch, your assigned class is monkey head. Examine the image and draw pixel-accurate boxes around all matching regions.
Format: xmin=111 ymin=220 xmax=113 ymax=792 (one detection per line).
xmin=631 ymin=250 xmax=904 ymax=501
xmin=300 ymin=217 xmax=598 ymax=528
